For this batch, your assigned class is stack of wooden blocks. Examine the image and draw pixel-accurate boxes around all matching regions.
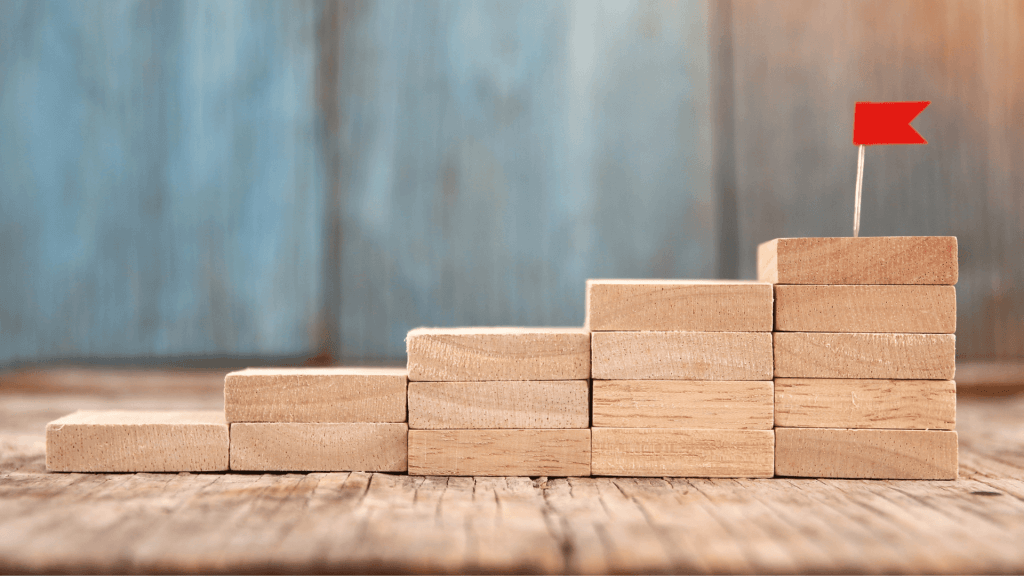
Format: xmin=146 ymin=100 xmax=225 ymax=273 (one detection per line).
xmin=405 ymin=328 xmax=592 ymax=476
xmin=45 ymin=236 xmax=959 ymax=481
xmin=762 ymin=237 xmax=959 ymax=480
xmin=588 ymin=280 xmax=775 ymax=477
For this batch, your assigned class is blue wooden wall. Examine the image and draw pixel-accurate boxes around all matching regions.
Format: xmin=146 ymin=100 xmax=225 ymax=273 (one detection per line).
xmin=333 ymin=0 xmax=714 ymax=358
xmin=0 ymin=1 xmax=325 ymax=364
xmin=1 ymin=0 xmax=1021 ymax=366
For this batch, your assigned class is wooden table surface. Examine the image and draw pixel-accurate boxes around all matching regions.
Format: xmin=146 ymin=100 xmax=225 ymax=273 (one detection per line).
xmin=2 ymin=367 xmax=1024 ymax=574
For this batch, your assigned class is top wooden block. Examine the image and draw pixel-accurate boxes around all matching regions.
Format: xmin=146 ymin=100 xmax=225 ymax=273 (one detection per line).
xmin=406 ymin=327 xmax=590 ymax=381
xmin=586 ymin=279 xmax=773 ymax=331
xmin=757 ymin=237 xmax=958 ymax=285
xmin=224 ymin=367 xmax=408 ymax=423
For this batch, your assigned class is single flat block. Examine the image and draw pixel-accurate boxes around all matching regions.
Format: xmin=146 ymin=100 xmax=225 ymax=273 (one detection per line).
xmin=408 ymin=380 xmax=589 ymax=429
xmin=406 ymin=327 xmax=590 ymax=381
xmin=775 ymin=378 xmax=956 ymax=429
xmin=774 ymin=285 xmax=956 ymax=333
xmin=775 ymin=428 xmax=958 ymax=479
xmin=408 ymin=429 xmax=591 ymax=476
xmin=774 ymin=332 xmax=955 ymax=379
xmin=757 ymin=236 xmax=958 ymax=285
xmin=46 ymin=410 xmax=228 ymax=472
xmin=230 ymin=423 xmax=408 ymax=472
xmin=224 ymin=367 xmax=407 ymax=423
xmin=585 ymin=279 xmax=773 ymax=332
xmin=591 ymin=428 xmax=775 ymax=477
xmin=592 ymin=380 xmax=774 ymax=429
xmin=592 ymin=332 xmax=773 ymax=380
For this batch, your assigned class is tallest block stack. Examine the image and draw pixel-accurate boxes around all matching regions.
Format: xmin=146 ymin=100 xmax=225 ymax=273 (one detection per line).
xmin=760 ymin=237 xmax=959 ymax=480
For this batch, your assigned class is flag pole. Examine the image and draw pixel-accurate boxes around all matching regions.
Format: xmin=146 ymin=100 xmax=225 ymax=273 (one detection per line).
xmin=853 ymin=144 xmax=865 ymax=237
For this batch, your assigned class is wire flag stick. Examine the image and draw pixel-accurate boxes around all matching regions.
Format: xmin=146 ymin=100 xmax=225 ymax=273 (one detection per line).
xmin=853 ymin=144 xmax=865 ymax=237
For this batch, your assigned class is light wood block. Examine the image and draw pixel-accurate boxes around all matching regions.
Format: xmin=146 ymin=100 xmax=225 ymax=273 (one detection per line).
xmin=591 ymin=428 xmax=775 ymax=477
xmin=775 ymin=378 xmax=956 ymax=430
xmin=774 ymin=285 xmax=956 ymax=333
xmin=408 ymin=380 xmax=589 ymax=429
xmin=774 ymin=428 xmax=959 ymax=479
xmin=585 ymin=279 xmax=773 ymax=331
xmin=406 ymin=327 xmax=590 ymax=381
xmin=224 ymin=367 xmax=407 ymax=423
xmin=592 ymin=332 xmax=772 ymax=380
xmin=46 ymin=410 xmax=227 ymax=472
xmin=230 ymin=423 xmax=408 ymax=472
xmin=757 ymin=236 xmax=958 ymax=285
xmin=774 ymin=332 xmax=955 ymax=379
xmin=408 ymin=429 xmax=591 ymax=476
xmin=592 ymin=380 xmax=774 ymax=429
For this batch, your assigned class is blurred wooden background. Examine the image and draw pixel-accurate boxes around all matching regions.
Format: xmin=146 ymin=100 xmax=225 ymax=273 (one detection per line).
xmin=0 ymin=0 xmax=1020 ymax=366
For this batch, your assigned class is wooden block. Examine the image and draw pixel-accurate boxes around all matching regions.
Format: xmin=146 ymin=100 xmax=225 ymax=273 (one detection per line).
xmin=406 ymin=327 xmax=590 ymax=381
xmin=585 ymin=279 xmax=773 ymax=331
xmin=775 ymin=378 xmax=956 ymax=430
xmin=224 ymin=367 xmax=407 ymax=423
xmin=774 ymin=428 xmax=958 ymax=480
xmin=592 ymin=380 xmax=774 ymax=429
xmin=408 ymin=380 xmax=589 ymax=429
xmin=229 ymin=423 xmax=407 ymax=472
xmin=757 ymin=236 xmax=958 ymax=285
xmin=591 ymin=428 xmax=774 ymax=477
xmin=774 ymin=285 xmax=956 ymax=333
xmin=774 ymin=332 xmax=955 ymax=379
xmin=408 ymin=429 xmax=591 ymax=476
xmin=46 ymin=410 xmax=227 ymax=472
xmin=592 ymin=332 xmax=772 ymax=380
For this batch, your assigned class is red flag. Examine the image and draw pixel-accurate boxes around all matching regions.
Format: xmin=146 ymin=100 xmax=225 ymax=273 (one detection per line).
xmin=853 ymin=101 xmax=930 ymax=145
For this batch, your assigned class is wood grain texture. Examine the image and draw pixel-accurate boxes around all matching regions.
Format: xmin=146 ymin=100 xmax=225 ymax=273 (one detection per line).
xmin=592 ymin=380 xmax=773 ymax=429
xmin=591 ymin=428 xmax=774 ymax=477
xmin=585 ymin=280 xmax=772 ymax=331
xmin=408 ymin=380 xmax=588 ymax=429
xmin=757 ymin=237 xmax=958 ymax=285
xmin=774 ymin=285 xmax=957 ymax=333
xmin=774 ymin=332 xmax=956 ymax=379
xmin=224 ymin=367 xmax=407 ymax=423
xmin=6 ymin=372 xmax=1024 ymax=574
xmin=229 ymin=423 xmax=407 ymax=472
xmin=45 ymin=410 xmax=227 ymax=472
xmin=0 ymin=1 xmax=325 ymax=365
xmin=335 ymin=1 xmax=717 ymax=360
xmin=406 ymin=327 xmax=590 ymax=382
xmin=408 ymin=429 xmax=591 ymax=477
xmin=775 ymin=378 xmax=956 ymax=430
xmin=592 ymin=331 xmax=772 ymax=380
xmin=775 ymin=428 xmax=959 ymax=480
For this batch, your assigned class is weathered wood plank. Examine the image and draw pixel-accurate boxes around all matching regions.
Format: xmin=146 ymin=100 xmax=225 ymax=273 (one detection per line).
xmin=775 ymin=378 xmax=956 ymax=429
xmin=335 ymin=0 xmax=717 ymax=359
xmin=592 ymin=380 xmax=773 ymax=429
xmin=585 ymin=280 xmax=772 ymax=331
xmin=408 ymin=380 xmax=589 ymax=429
xmin=0 ymin=0 xmax=324 ymax=365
